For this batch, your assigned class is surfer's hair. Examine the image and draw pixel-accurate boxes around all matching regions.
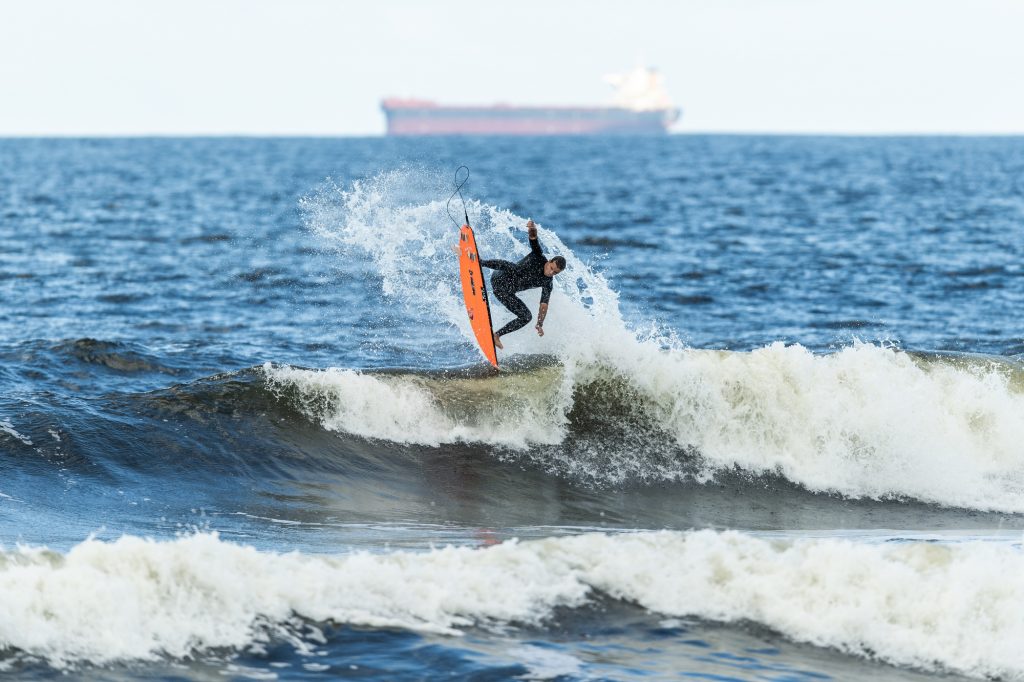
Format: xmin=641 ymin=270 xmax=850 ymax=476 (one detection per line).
xmin=552 ymin=256 xmax=566 ymax=270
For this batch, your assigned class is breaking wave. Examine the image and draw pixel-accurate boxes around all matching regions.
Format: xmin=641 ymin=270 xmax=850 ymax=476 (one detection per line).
xmin=285 ymin=169 xmax=1024 ymax=513
xmin=2 ymin=530 xmax=1023 ymax=680
xmin=263 ymin=344 xmax=1024 ymax=513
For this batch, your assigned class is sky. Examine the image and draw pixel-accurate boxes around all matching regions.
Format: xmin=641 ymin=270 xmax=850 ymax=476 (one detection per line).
xmin=1 ymin=0 xmax=1022 ymax=135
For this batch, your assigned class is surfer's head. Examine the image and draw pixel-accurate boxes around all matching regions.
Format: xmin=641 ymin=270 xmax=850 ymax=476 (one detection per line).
xmin=544 ymin=256 xmax=566 ymax=277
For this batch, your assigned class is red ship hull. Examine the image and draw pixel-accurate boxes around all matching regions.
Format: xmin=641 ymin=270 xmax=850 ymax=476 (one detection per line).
xmin=381 ymin=100 xmax=679 ymax=136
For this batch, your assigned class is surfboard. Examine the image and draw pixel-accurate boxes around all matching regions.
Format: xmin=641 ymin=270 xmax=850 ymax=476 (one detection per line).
xmin=458 ymin=224 xmax=498 ymax=368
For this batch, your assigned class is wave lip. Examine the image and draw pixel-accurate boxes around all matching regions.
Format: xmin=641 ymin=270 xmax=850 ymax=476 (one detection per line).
xmin=2 ymin=530 xmax=1022 ymax=679
xmin=262 ymin=361 xmax=569 ymax=449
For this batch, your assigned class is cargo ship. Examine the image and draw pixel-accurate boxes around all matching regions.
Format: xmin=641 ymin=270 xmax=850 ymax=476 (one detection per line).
xmin=381 ymin=67 xmax=680 ymax=136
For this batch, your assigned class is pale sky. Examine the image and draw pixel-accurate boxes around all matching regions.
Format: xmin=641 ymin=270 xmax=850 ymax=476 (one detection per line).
xmin=1 ymin=0 xmax=1022 ymax=135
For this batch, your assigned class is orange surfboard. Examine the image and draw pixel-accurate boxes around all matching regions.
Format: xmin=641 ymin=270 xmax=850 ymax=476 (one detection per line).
xmin=458 ymin=224 xmax=498 ymax=368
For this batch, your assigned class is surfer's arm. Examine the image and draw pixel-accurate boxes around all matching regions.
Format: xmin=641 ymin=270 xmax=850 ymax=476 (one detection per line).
xmin=527 ymin=219 xmax=544 ymax=256
xmin=536 ymin=282 xmax=552 ymax=335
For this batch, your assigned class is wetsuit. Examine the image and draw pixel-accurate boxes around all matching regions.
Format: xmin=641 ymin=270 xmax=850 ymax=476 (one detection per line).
xmin=480 ymin=235 xmax=553 ymax=337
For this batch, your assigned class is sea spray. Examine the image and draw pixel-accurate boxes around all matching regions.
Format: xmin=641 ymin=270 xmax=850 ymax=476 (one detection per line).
xmin=299 ymin=168 xmax=634 ymax=363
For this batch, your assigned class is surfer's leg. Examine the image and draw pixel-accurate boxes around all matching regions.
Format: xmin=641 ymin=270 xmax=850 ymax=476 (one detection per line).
xmin=493 ymin=289 xmax=532 ymax=337
xmin=480 ymin=259 xmax=514 ymax=271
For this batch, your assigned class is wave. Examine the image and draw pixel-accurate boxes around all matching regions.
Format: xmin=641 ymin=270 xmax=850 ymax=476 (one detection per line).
xmin=49 ymin=338 xmax=183 ymax=375
xmin=9 ymin=352 xmax=1016 ymax=531
xmin=291 ymin=170 xmax=1024 ymax=513
xmin=1 ymin=530 xmax=1020 ymax=679
xmin=263 ymin=343 xmax=1024 ymax=513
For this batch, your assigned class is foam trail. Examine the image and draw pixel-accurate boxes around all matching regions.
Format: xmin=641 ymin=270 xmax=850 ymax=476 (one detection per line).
xmin=3 ymin=531 xmax=1024 ymax=679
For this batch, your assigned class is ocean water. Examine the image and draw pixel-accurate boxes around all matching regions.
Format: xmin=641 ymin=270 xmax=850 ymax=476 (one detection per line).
xmin=2 ymin=135 xmax=1024 ymax=680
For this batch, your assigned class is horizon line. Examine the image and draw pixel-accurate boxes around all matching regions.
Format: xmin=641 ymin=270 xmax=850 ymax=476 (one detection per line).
xmin=3 ymin=130 xmax=1024 ymax=139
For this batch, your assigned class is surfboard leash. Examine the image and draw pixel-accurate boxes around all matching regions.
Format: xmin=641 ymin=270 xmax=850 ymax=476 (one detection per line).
xmin=446 ymin=165 xmax=471 ymax=228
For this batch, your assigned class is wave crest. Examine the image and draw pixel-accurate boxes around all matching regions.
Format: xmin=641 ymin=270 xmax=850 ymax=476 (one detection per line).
xmin=3 ymin=530 xmax=1022 ymax=679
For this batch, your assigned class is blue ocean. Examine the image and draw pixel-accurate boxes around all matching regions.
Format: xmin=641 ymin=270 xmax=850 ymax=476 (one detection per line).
xmin=3 ymin=135 xmax=1024 ymax=680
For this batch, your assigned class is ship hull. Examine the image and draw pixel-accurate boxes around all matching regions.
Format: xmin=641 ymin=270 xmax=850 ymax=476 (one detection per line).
xmin=381 ymin=104 xmax=678 ymax=136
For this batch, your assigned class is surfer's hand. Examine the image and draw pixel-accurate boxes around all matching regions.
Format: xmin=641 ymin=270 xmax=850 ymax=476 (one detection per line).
xmin=527 ymin=218 xmax=537 ymax=239
xmin=450 ymin=243 xmax=460 ymax=255
xmin=535 ymin=324 xmax=544 ymax=337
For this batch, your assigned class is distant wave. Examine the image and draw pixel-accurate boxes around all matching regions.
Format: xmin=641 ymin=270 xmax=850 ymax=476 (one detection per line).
xmin=2 ymin=530 xmax=1021 ymax=679
xmin=49 ymin=338 xmax=183 ymax=375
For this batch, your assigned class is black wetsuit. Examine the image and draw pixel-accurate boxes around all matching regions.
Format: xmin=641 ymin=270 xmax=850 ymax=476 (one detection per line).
xmin=481 ymin=236 xmax=553 ymax=337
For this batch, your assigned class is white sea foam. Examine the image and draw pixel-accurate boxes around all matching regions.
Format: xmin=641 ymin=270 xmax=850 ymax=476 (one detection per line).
xmin=0 ymin=419 xmax=33 ymax=446
xmin=292 ymin=170 xmax=1024 ymax=511
xmin=2 ymin=530 xmax=1024 ymax=679
xmin=642 ymin=342 xmax=1024 ymax=511
xmin=507 ymin=644 xmax=584 ymax=679
xmin=262 ymin=362 xmax=567 ymax=448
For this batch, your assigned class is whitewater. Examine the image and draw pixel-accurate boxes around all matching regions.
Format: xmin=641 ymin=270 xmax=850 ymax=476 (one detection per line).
xmin=4 ymin=530 xmax=1024 ymax=680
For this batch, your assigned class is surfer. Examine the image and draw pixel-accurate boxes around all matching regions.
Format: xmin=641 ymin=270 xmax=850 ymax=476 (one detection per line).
xmin=480 ymin=219 xmax=565 ymax=349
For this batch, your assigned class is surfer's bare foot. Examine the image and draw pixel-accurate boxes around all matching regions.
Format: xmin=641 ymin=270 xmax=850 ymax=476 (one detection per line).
xmin=450 ymin=243 xmax=460 ymax=254
xmin=493 ymin=333 xmax=503 ymax=349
